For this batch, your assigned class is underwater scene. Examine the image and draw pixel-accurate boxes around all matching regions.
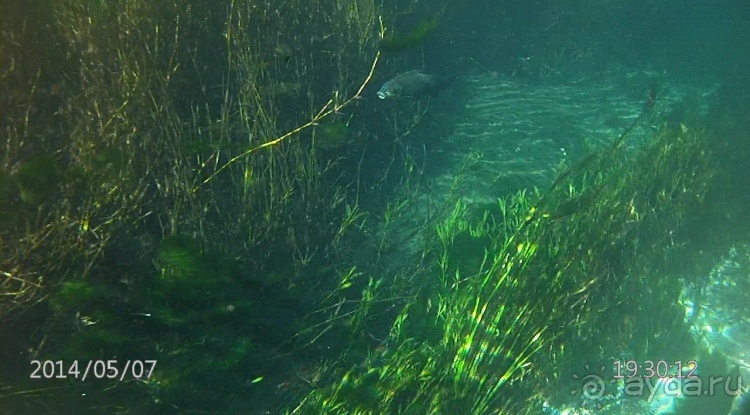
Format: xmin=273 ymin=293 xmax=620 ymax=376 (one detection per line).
xmin=1 ymin=0 xmax=749 ymax=414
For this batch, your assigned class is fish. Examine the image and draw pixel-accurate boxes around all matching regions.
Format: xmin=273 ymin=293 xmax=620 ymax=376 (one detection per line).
xmin=377 ymin=70 xmax=453 ymax=100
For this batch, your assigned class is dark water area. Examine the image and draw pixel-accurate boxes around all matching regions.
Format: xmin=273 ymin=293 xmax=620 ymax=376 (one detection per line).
xmin=1 ymin=1 xmax=749 ymax=414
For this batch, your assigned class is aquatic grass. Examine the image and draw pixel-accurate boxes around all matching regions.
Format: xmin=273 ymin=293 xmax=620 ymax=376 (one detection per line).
xmin=0 ymin=0 xmax=413 ymax=412
xmin=289 ymin=94 xmax=717 ymax=414
xmin=0 ymin=1 xmax=731 ymax=413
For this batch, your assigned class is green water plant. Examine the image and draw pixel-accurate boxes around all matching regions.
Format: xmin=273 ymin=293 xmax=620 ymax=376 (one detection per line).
xmin=288 ymin=99 xmax=716 ymax=414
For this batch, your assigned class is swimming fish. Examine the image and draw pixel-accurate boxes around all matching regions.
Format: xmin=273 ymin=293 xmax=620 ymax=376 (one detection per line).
xmin=377 ymin=70 xmax=453 ymax=100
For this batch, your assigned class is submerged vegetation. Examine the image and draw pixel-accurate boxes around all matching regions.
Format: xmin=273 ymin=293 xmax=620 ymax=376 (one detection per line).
xmin=1 ymin=0 xmax=748 ymax=414
xmin=379 ymin=15 xmax=440 ymax=53
xmin=288 ymin=96 xmax=722 ymax=414
xmin=0 ymin=0 xmax=394 ymax=411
